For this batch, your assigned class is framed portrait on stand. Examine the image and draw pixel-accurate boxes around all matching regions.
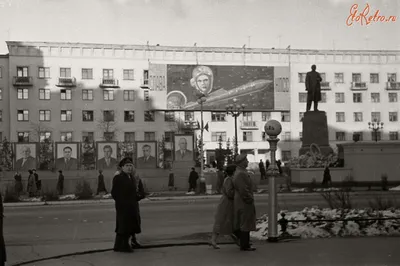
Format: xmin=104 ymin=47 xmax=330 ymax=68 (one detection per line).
xmin=136 ymin=141 xmax=157 ymax=169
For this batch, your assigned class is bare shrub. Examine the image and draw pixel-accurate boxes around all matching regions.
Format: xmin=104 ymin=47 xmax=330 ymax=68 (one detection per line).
xmin=368 ymin=194 xmax=399 ymax=210
xmin=320 ymin=190 xmax=352 ymax=209
xmin=41 ymin=188 xmax=59 ymax=201
xmin=3 ymin=185 xmax=20 ymax=203
xmin=75 ymin=180 xmax=93 ymax=200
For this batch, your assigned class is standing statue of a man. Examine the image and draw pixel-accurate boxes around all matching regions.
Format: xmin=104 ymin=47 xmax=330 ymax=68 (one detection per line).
xmin=305 ymin=64 xmax=322 ymax=112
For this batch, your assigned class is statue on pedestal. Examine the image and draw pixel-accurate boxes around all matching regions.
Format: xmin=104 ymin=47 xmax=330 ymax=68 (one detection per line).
xmin=305 ymin=64 xmax=322 ymax=112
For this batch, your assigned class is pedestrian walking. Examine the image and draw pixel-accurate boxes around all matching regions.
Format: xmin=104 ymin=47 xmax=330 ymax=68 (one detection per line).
xmin=97 ymin=170 xmax=108 ymax=195
xmin=276 ymin=160 xmax=283 ymax=175
xmin=215 ymin=168 xmax=225 ymax=194
xmin=111 ymin=158 xmax=141 ymax=253
xmin=188 ymin=167 xmax=199 ymax=193
xmin=265 ymin=159 xmax=270 ymax=171
xmin=57 ymin=170 xmax=64 ymax=195
xmin=210 ymin=164 xmax=237 ymax=249
xmin=232 ymin=154 xmax=257 ymax=251
xmin=258 ymin=159 xmax=266 ymax=180
xmin=27 ymin=170 xmax=37 ymax=197
xmin=0 ymin=191 xmax=6 ymax=266
xmin=322 ymin=165 xmax=332 ymax=187
xmin=168 ymin=168 xmax=175 ymax=191
xmin=14 ymin=171 xmax=23 ymax=197
xmin=33 ymin=169 xmax=41 ymax=192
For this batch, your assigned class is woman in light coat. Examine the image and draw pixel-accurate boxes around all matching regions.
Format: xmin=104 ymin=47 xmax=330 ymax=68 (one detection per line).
xmin=210 ymin=164 xmax=237 ymax=249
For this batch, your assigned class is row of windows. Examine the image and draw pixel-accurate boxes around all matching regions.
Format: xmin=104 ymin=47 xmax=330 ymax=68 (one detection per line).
xmin=15 ymin=66 xmax=143 ymax=80
xmin=298 ymin=72 xmax=398 ymax=83
xmin=16 ymin=110 xmax=155 ymax=122
xmin=298 ymin=111 xmax=398 ymax=123
xmin=332 ymin=131 xmax=398 ymax=141
xmin=299 ymin=92 xmax=398 ymax=103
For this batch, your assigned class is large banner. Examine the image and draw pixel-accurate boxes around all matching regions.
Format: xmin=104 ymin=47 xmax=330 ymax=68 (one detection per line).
xmin=165 ymin=64 xmax=275 ymax=110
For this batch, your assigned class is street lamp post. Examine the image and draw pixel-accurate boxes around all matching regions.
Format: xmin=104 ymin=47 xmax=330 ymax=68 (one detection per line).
xmin=368 ymin=121 xmax=384 ymax=142
xmin=226 ymin=98 xmax=245 ymax=157
xmin=197 ymin=96 xmax=207 ymax=193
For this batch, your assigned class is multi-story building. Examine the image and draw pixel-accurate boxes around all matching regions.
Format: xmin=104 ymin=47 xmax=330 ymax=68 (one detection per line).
xmin=0 ymin=41 xmax=399 ymax=165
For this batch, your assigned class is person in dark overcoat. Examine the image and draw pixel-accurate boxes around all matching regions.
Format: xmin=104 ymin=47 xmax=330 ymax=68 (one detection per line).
xmin=322 ymin=165 xmax=332 ymax=187
xmin=130 ymin=171 xmax=146 ymax=249
xmin=210 ymin=164 xmax=237 ymax=249
xmin=111 ymin=158 xmax=141 ymax=253
xmin=258 ymin=160 xmax=266 ymax=180
xmin=14 ymin=171 xmax=23 ymax=197
xmin=305 ymin=64 xmax=322 ymax=112
xmin=57 ymin=170 xmax=64 ymax=195
xmin=97 ymin=170 xmax=107 ymax=195
xmin=188 ymin=168 xmax=199 ymax=192
xmin=232 ymin=154 xmax=257 ymax=251
xmin=0 ymin=191 xmax=6 ymax=266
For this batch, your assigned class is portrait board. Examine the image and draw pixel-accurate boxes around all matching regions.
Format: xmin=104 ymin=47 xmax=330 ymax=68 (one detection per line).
xmin=173 ymin=134 xmax=194 ymax=162
xmin=14 ymin=143 xmax=38 ymax=172
xmin=55 ymin=142 xmax=79 ymax=171
xmin=136 ymin=141 xmax=157 ymax=169
xmin=96 ymin=142 xmax=118 ymax=170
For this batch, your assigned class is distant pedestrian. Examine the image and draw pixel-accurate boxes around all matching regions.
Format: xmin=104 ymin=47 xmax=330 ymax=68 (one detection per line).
xmin=276 ymin=160 xmax=282 ymax=175
xmin=216 ymin=168 xmax=225 ymax=194
xmin=0 ymin=191 xmax=6 ymax=266
xmin=97 ymin=170 xmax=107 ymax=195
xmin=27 ymin=170 xmax=37 ymax=197
xmin=33 ymin=169 xmax=41 ymax=192
xmin=168 ymin=168 xmax=175 ymax=191
xmin=188 ymin=168 xmax=199 ymax=193
xmin=57 ymin=170 xmax=64 ymax=195
xmin=210 ymin=164 xmax=237 ymax=249
xmin=14 ymin=171 xmax=23 ymax=197
xmin=322 ymin=166 xmax=332 ymax=187
xmin=265 ymin=159 xmax=270 ymax=170
xmin=258 ymin=160 xmax=266 ymax=180
xmin=233 ymin=154 xmax=257 ymax=251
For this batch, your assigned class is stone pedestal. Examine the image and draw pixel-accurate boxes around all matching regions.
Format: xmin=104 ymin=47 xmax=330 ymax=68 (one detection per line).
xmin=299 ymin=111 xmax=333 ymax=156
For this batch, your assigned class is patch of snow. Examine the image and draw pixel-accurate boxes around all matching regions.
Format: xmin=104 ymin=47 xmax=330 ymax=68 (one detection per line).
xmin=59 ymin=194 xmax=76 ymax=200
xmin=291 ymin=188 xmax=307 ymax=193
xmin=20 ymin=197 xmax=42 ymax=202
xmin=101 ymin=193 xmax=113 ymax=199
xmin=389 ymin=185 xmax=400 ymax=191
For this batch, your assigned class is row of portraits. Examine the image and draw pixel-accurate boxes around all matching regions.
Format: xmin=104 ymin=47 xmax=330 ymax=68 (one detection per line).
xmin=13 ymin=135 xmax=195 ymax=171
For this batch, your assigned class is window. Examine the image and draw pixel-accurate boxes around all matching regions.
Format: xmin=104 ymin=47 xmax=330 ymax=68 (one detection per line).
xmin=298 ymin=92 xmax=307 ymax=103
xmin=61 ymin=110 xmax=73 ymax=121
xmin=371 ymin=93 xmax=380 ymax=103
xmin=299 ymin=132 xmax=303 ymax=140
xmin=103 ymin=69 xmax=114 ymax=79
xmin=352 ymin=73 xmax=361 ymax=83
xmin=124 ymin=132 xmax=135 ymax=142
xmin=143 ymin=70 xmax=149 ymax=85
xmin=17 ymin=88 xmax=29 ymax=99
xmin=335 ymin=93 xmax=345 ymax=103
xmin=353 ymin=132 xmax=363 ymax=141
xmin=103 ymin=110 xmax=115 ymax=121
xmin=124 ymin=111 xmax=135 ymax=122
xmin=60 ymin=132 xmax=73 ymax=142
xmin=211 ymin=112 xmax=226 ymax=122
xmin=242 ymin=112 xmax=253 ymax=121
xmin=0 ymin=88 xmax=2 ymax=100
xmin=354 ymin=112 xmax=363 ymax=122
xmin=389 ymin=132 xmax=399 ymax=141
xmin=82 ymin=111 xmax=94 ymax=121
xmin=184 ymin=111 xmax=194 ymax=121
xmin=164 ymin=111 xmax=175 ymax=122
xmin=321 ymin=92 xmax=327 ymax=103
xmin=371 ymin=112 xmax=381 ymax=122
xmin=388 ymin=73 xmax=397 ymax=82
xmin=389 ymin=93 xmax=398 ymax=102
xmin=261 ymin=112 xmax=271 ymax=121
xmin=281 ymin=151 xmax=291 ymax=162
xmin=39 ymin=132 xmax=52 ymax=142
xmin=281 ymin=131 xmax=291 ymax=141
xmin=353 ymin=93 xmax=362 ymax=103
xmin=164 ymin=132 xmax=173 ymax=142
xmin=336 ymin=132 xmax=346 ymax=141
xmin=389 ymin=112 xmax=398 ymax=122
xmin=211 ymin=132 xmax=227 ymax=142
xmin=144 ymin=111 xmax=155 ymax=122
xmin=60 ymin=89 xmax=72 ymax=100
xmin=0 ymin=110 xmax=2 ymax=121
xmin=103 ymin=90 xmax=114 ymax=101
xmin=82 ymin=132 xmax=94 ymax=142
xmin=370 ymin=73 xmax=379 ymax=83
xmin=123 ymin=69 xmax=134 ymax=80
xmin=104 ymin=132 xmax=115 ymax=141
xmin=123 ymin=90 xmax=135 ymax=101
xmin=82 ymin=68 xmax=93 ymax=79
xmin=82 ymin=89 xmax=93 ymax=100
xmin=334 ymin=73 xmax=344 ymax=83
xmin=299 ymin=112 xmax=304 ymax=122
xmin=39 ymin=110 xmax=51 ymax=121
xmin=60 ymin=68 xmax=71 ymax=78
xmin=17 ymin=132 xmax=30 ymax=142
xmin=243 ymin=131 xmax=253 ymax=142
xmin=281 ymin=111 xmax=290 ymax=122
xmin=38 ymin=67 xmax=50 ymax=78
xmin=39 ymin=89 xmax=51 ymax=100
xmin=298 ymin=73 xmax=306 ymax=83
xmin=336 ymin=112 xmax=345 ymax=122
xmin=17 ymin=66 xmax=28 ymax=77
xmin=371 ymin=131 xmax=381 ymax=141
xmin=17 ymin=110 xmax=29 ymax=121
xmin=144 ymin=132 xmax=156 ymax=141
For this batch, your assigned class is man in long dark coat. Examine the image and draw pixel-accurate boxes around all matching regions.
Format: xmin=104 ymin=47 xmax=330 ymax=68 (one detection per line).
xmin=111 ymin=158 xmax=141 ymax=253
xmin=305 ymin=64 xmax=322 ymax=112
xmin=232 ymin=154 xmax=257 ymax=251
xmin=188 ymin=168 xmax=199 ymax=192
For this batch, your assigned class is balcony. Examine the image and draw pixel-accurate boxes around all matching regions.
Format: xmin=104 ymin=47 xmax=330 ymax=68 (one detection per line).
xmin=240 ymin=120 xmax=258 ymax=130
xmin=351 ymin=82 xmax=368 ymax=90
xmin=320 ymin=81 xmax=330 ymax=90
xmin=100 ymin=78 xmax=119 ymax=88
xmin=56 ymin=77 xmax=76 ymax=87
xmin=386 ymin=82 xmax=400 ymax=90
xmin=13 ymin=76 xmax=33 ymax=86
xmin=140 ymin=78 xmax=150 ymax=89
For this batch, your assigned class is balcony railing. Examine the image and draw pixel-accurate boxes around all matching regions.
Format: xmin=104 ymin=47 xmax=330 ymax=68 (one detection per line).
xmin=320 ymin=81 xmax=330 ymax=90
xmin=13 ymin=76 xmax=33 ymax=86
xmin=351 ymin=82 xmax=368 ymax=90
xmin=56 ymin=77 xmax=76 ymax=87
xmin=386 ymin=82 xmax=400 ymax=90
xmin=100 ymin=78 xmax=119 ymax=88
xmin=240 ymin=120 xmax=258 ymax=130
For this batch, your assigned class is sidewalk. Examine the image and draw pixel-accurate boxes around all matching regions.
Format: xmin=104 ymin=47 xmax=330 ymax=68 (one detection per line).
xmin=9 ymin=237 xmax=400 ymax=266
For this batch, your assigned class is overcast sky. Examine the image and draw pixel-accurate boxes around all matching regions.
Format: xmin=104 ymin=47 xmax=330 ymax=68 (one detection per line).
xmin=0 ymin=0 xmax=399 ymax=54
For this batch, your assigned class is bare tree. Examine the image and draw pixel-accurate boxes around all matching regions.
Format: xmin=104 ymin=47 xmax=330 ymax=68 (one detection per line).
xmin=30 ymin=122 xmax=53 ymax=142
xmin=96 ymin=110 xmax=120 ymax=141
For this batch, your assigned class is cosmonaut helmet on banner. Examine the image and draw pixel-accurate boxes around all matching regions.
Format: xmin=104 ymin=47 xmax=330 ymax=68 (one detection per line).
xmin=190 ymin=65 xmax=214 ymax=97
